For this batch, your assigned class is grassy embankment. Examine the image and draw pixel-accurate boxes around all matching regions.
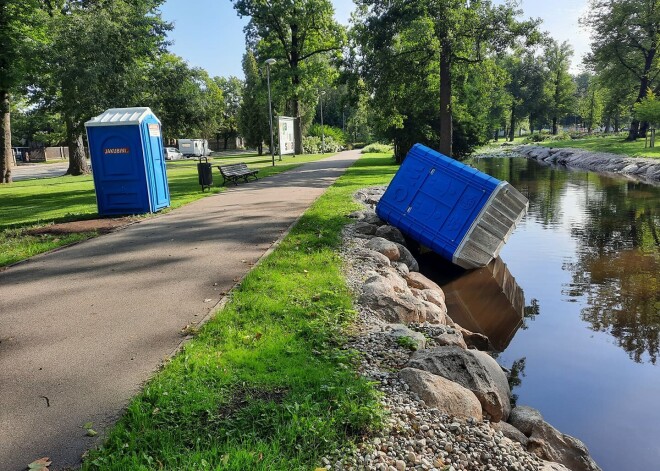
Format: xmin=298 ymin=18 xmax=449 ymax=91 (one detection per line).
xmin=81 ymin=153 xmax=398 ymax=470
xmin=0 ymin=152 xmax=327 ymax=267
xmin=536 ymin=134 xmax=660 ymax=159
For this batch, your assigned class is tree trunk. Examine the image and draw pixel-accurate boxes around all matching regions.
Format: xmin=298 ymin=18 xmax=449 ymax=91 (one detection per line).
xmin=65 ymin=119 xmax=90 ymax=176
xmin=509 ymin=105 xmax=516 ymax=142
xmin=614 ymin=116 xmax=620 ymax=133
xmin=628 ymin=47 xmax=656 ymax=140
xmin=290 ymin=23 xmax=304 ymax=155
xmin=552 ymin=117 xmax=558 ymax=135
xmin=0 ymin=90 xmax=11 ymax=184
xmin=438 ymin=40 xmax=452 ymax=157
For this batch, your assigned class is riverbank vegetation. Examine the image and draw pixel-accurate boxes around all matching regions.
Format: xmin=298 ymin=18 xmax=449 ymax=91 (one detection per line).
xmin=535 ymin=133 xmax=660 ymax=159
xmin=81 ymin=153 xmax=397 ymax=470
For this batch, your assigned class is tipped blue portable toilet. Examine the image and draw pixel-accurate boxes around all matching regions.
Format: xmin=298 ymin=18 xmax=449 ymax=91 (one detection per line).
xmin=376 ymin=144 xmax=528 ymax=269
xmin=85 ymin=107 xmax=170 ymax=216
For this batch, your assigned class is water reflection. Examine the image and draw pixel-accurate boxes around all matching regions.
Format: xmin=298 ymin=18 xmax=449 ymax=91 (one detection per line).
xmin=419 ymin=254 xmax=527 ymax=351
xmin=465 ymin=156 xmax=660 ymax=470
xmin=474 ymin=158 xmax=660 ymax=364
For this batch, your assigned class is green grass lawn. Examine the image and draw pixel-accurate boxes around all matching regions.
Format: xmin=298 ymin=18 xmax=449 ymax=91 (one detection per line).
xmin=0 ymin=152 xmax=329 ymax=267
xmin=81 ymin=153 xmax=398 ymax=470
xmin=537 ymin=134 xmax=660 ymax=159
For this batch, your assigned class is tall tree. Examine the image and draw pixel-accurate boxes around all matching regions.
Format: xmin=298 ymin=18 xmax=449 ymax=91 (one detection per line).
xmin=216 ymin=76 xmax=243 ymax=150
xmin=356 ymin=0 xmax=539 ymax=158
xmin=501 ymin=49 xmax=547 ymax=141
xmin=0 ymin=0 xmax=48 ymax=183
xmin=583 ymin=0 xmax=660 ymax=139
xmin=35 ymin=0 xmax=170 ymax=175
xmin=238 ymin=51 xmax=269 ymax=155
xmin=544 ymin=39 xmax=575 ymax=135
xmin=232 ymin=0 xmax=346 ymax=154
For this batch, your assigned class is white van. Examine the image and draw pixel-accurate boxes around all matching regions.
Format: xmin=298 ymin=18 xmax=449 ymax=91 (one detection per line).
xmin=178 ymin=139 xmax=210 ymax=157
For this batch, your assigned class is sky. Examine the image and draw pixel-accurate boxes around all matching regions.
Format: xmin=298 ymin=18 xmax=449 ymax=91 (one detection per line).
xmin=159 ymin=0 xmax=590 ymax=79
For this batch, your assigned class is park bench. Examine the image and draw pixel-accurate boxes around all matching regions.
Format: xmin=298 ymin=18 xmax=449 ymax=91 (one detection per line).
xmin=217 ymin=162 xmax=259 ymax=186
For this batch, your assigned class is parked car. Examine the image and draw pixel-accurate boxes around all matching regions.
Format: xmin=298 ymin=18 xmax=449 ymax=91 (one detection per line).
xmin=164 ymin=147 xmax=184 ymax=160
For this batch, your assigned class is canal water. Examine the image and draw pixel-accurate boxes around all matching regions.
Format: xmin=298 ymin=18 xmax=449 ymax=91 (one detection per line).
xmin=421 ymin=157 xmax=659 ymax=471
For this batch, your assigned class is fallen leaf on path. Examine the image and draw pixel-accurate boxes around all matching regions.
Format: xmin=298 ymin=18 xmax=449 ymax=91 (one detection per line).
xmin=28 ymin=457 xmax=51 ymax=470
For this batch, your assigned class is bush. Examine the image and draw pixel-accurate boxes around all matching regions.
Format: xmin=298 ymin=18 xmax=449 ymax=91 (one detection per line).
xmin=524 ymin=131 xmax=571 ymax=143
xmin=302 ymin=135 xmax=343 ymax=154
xmin=308 ymin=124 xmax=347 ymax=145
xmin=361 ymin=143 xmax=393 ymax=154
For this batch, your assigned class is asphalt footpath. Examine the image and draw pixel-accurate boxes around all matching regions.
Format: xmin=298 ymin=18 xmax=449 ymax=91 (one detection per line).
xmin=0 ymin=150 xmax=362 ymax=470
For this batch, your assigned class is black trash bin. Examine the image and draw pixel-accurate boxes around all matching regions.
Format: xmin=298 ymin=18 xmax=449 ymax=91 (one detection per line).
xmin=197 ymin=157 xmax=213 ymax=191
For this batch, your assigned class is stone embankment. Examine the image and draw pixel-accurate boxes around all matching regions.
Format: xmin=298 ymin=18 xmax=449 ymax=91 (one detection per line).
xmin=320 ymin=187 xmax=601 ymax=471
xmin=517 ymin=145 xmax=660 ymax=183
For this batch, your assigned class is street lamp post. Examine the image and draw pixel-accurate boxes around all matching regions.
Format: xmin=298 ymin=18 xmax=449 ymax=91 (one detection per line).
xmin=265 ymin=58 xmax=276 ymax=166
xmin=319 ymin=90 xmax=326 ymax=153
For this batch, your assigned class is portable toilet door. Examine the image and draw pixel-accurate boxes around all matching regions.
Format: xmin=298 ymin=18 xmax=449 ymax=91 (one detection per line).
xmin=85 ymin=107 xmax=171 ymax=216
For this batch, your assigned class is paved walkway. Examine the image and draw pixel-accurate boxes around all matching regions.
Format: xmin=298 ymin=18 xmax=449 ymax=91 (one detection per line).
xmin=0 ymin=150 xmax=361 ymax=470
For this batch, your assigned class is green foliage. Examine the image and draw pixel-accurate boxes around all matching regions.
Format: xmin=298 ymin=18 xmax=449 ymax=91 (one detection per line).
xmin=634 ymin=90 xmax=660 ymax=127
xmin=232 ymin=0 xmax=346 ymax=153
xmin=308 ymin=124 xmax=346 ymax=145
xmin=396 ymin=336 xmax=419 ymax=351
xmin=537 ymin=133 xmax=660 ymax=159
xmin=301 ymin=135 xmax=342 ymax=154
xmin=216 ymin=76 xmax=244 ymax=148
xmin=354 ymin=0 xmax=539 ymax=159
xmin=525 ymin=131 xmax=571 ymax=143
xmin=361 ymin=143 xmax=392 ymax=154
xmin=239 ymin=50 xmax=270 ymax=154
xmin=583 ymin=0 xmax=660 ymax=138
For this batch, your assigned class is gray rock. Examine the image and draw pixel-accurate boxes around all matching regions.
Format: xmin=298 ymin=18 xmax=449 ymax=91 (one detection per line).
xmin=354 ymin=221 xmax=378 ymax=236
xmin=354 ymin=248 xmax=392 ymax=267
xmin=509 ymin=406 xmax=601 ymax=471
xmin=399 ymin=368 xmax=483 ymax=420
xmin=491 ymin=421 xmax=528 ymax=446
xmin=389 ymin=324 xmax=426 ymax=350
xmin=539 ymin=461 xmax=571 ymax=471
xmin=362 ymin=211 xmax=386 ymax=226
xmin=405 ymin=272 xmax=443 ymax=293
xmin=348 ymin=210 xmax=364 ymax=219
xmin=509 ymin=405 xmax=544 ymax=436
xmin=421 ymin=289 xmax=446 ymax=311
xmin=375 ymin=225 xmax=407 ymax=245
xmin=433 ymin=330 xmax=467 ymax=349
xmin=366 ymin=237 xmax=400 ymax=261
xmin=407 ymin=346 xmax=512 ymax=422
xmin=393 ymin=262 xmax=410 ymax=277
xmin=457 ymin=326 xmax=492 ymax=351
xmin=394 ymin=243 xmax=419 ymax=271
xmin=528 ymin=421 xmax=602 ymax=471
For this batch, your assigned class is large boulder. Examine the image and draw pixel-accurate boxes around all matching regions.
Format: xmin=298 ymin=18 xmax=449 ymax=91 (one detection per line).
xmin=375 ymin=225 xmax=407 ymax=245
xmin=394 ymin=243 xmax=419 ymax=271
xmin=399 ymin=368 xmax=483 ymax=420
xmin=388 ymin=324 xmax=426 ymax=350
xmin=359 ymin=275 xmax=426 ymax=324
xmin=353 ymin=221 xmax=378 ymax=236
xmin=431 ymin=328 xmax=468 ymax=349
xmin=509 ymin=405 xmax=544 ymax=436
xmin=539 ymin=461 xmax=571 ymax=471
xmin=362 ymin=211 xmax=386 ymax=226
xmin=407 ymin=346 xmax=511 ymax=422
xmin=405 ymin=272 xmax=444 ymax=293
xmin=509 ymin=406 xmax=602 ymax=471
xmin=366 ymin=237 xmax=400 ymax=261
xmin=353 ymin=248 xmax=391 ymax=268
xmin=491 ymin=421 xmax=528 ymax=447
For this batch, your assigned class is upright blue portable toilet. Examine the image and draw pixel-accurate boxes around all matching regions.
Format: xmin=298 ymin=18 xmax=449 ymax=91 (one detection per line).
xmin=376 ymin=144 xmax=528 ymax=269
xmin=85 ymin=107 xmax=170 ymax=216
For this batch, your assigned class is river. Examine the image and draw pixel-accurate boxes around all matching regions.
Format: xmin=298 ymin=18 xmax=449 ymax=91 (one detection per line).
xmin=421 ymin=157 xmax=659 ymax=471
